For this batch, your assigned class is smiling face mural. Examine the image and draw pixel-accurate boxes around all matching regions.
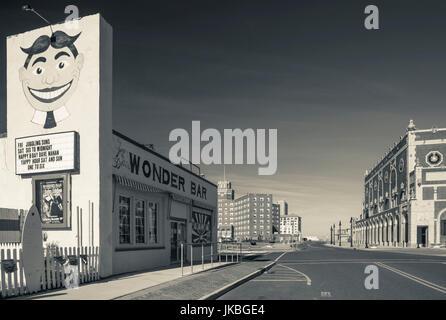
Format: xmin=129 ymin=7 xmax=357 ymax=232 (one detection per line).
xmin=19 ymin=31 xmax=84 ymax=129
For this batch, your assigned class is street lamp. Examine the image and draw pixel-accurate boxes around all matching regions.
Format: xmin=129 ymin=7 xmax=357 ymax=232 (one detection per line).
xmin=333 ymin=223 xmax=336 ymax=246
xmin=22 ymin=4 xmax=54 ymax=38
xmin=365 ymin=221 xmax=369 ymax=248
xmin=350 ymin=217 xmax=354 ymax=247
xmin=339 ymin=221 xmax=342 ymax=246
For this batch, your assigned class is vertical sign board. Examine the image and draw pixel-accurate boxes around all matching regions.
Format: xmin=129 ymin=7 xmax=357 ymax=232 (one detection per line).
xmin=15 ymin=131 xmax=77 ymax=175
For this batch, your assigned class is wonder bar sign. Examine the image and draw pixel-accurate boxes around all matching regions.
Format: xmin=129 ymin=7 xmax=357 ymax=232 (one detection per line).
xmin=112 ymin=132 xmax=217 ymax=207
xmin=15 ymin=132 xmax=77 ymax=175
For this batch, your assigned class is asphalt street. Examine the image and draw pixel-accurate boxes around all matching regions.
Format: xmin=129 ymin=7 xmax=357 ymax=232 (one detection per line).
xmin=218 ymin=242 xmax=446 ymax=300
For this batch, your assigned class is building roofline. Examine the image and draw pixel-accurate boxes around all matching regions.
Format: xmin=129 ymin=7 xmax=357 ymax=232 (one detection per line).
xmin=112 ymin=129 xmax=217 ymax=188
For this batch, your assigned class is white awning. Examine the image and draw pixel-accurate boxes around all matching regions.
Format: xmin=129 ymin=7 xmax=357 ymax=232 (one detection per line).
xmin=113 ymin=174 xmax=165 ymax=193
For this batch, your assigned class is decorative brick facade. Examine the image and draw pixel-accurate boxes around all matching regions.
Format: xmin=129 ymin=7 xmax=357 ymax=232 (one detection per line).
xmin=354 ymin=120 xmax=446 ymax=247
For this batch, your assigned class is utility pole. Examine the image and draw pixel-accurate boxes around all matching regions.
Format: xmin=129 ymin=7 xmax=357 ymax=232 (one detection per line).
xmin=330 ymin=225 xmax=333 ymax=245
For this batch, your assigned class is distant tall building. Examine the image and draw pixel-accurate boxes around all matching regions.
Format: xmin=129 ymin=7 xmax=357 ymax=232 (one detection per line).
xmin=233 ymin=193 xmax=275 ymax=241
xmin=217 ymin=181 xmax=235 ymax=240
xmin=271 ymin=203 xmax=280 ymax=234
xmin=280 ymin=215 xmax=302 ymax=241
xmin=277 ymin=200 xmax=288 ymax=216
xmin=217 ymin=181 xmax=278 ymax=241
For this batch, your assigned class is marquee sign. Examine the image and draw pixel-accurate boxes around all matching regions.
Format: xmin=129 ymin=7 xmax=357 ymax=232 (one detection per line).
xmin=112 ymin=132 xmax=217 ymax=207
xmin=15 ymin=132 xmax=77 ymax=175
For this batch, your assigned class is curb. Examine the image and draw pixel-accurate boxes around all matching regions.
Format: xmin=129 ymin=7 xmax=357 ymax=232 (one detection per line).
xmin=199 ymin=251 xmax=288 ymax=300
xmin=198 ymin=261 xmax=276 ymax=300
xmin=112 ymin=262 xmax=239 ymax=300
xmin=324 ymin=243 xmax=446 ymax=257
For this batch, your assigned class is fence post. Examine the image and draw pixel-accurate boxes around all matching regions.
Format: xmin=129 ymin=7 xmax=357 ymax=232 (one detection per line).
xmin=181 ymin=243 xmax=184 ymax=276
xmin=190 ymin=244 xmax=193 ymax=274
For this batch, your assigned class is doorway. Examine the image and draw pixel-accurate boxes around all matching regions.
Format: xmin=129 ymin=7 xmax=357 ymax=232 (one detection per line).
xmin=170 ymin=221 xmax=186 ymax=263
xmin=417 ymin=226 xmax=428 ymax=247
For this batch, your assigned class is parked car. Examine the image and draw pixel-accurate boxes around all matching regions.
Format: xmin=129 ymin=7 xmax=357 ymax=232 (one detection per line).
xmin=250 ymin=241 xmax=257 ymax=245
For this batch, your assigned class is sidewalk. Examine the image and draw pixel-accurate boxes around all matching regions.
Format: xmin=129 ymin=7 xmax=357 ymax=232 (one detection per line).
xmin=14 ymin=261 xmax=235 ymax=300
xmin=118 ymin=259 xmax=277 ymax=300
xmin=325 ymin=243 xmax=446 ymax=257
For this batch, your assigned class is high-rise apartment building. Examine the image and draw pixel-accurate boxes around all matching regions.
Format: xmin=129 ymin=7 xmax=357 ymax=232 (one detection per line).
xmin=217 ymin=181 xmax=279 ymax=241
xmin=217 ymin=181 xmax=235 ymax=240
xmin=277 ymin=200 xmax=288 ymax=216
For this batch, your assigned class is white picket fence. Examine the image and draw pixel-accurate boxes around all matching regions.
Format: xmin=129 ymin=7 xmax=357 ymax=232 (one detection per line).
xmin=0 ymin=244 xmax=100 ymax=298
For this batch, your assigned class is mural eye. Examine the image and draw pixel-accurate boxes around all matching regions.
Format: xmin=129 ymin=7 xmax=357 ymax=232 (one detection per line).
xmin=58 ymin=62 xmax=65 ymax=69
xmin=33 ymin=67 xmax=44 ymax=75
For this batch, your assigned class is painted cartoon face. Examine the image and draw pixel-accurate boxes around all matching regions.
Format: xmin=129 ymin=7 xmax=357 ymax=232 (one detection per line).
xmin=19 ymin=46 xmax=84 ymax=112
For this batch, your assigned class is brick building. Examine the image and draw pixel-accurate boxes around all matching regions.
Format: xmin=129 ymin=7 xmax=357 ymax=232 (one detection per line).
xmin=353 ymin=120 xmax=446 ymax=247
xmin=217 ymin=181 xmax=279 ymax=241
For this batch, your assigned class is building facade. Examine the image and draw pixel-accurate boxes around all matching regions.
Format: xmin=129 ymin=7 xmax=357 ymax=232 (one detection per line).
xmin=280 ymin=215 xmax=302 ymax=238
xmin=276 ymin=200 xmax=288 ymax=216
xmin=0 ymin=14 xmax=217 ymax=277
xmin=271 ymin=203 xmax=280 ymax=234
xmin=217 ymin=181 xmax=235 ymax=240
xmin=217 ymin=181 xmax=279 ymax=241
xmin=353 ymin=120 xmax=446 ymax=248
xmin=234 ymin=193 xmax=275 ymax=241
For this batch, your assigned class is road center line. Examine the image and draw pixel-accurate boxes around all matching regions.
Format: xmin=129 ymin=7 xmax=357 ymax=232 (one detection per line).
xmin=375 ymin=262 xmax=446 ymax=295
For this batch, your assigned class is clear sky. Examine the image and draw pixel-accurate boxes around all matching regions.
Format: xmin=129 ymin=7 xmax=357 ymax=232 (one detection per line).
xmin=1 ymin=0 xmax=446 ymax=238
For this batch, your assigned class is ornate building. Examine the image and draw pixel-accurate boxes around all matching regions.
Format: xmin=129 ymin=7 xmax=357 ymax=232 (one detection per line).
xmin=353 ymin=120 xmax=446 ymax=248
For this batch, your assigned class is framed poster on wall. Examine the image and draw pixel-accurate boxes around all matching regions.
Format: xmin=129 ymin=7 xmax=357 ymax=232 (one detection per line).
xmin=32 ymin=173 xmax=71 ymax=229
xmin=192 ymin=211 xmax=212 ymax=244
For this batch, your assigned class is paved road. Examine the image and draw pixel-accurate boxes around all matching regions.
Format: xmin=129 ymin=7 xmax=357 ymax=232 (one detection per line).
xmin=218 ymin=242 xmax=446 ymax=300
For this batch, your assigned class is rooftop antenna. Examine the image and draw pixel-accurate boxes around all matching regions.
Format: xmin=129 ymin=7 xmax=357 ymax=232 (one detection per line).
xmin=22 ymin=5 xmax=55 ymax=39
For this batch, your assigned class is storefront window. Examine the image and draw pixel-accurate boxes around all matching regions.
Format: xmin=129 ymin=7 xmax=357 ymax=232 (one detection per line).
xmin=148 ymin=202 xmax=158 ymax=244
xmin=119 ymin=196 xmax=131 ymax=244
xmin=135 ymin=199 xmax=145 ymax=244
